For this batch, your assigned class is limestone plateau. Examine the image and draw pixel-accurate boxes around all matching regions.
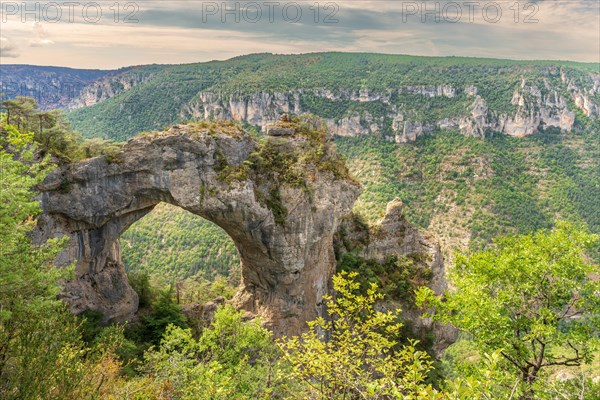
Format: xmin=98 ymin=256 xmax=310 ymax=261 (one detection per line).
xmin=6 ymin=54 xmax=598 ymax=143
xmin=59 ymin=53 xmax=600 ymax=143
xmin=184 ymin=77 xmax=598 ymax=141
xmin=33 ymin=121 xmax=447 ymax=337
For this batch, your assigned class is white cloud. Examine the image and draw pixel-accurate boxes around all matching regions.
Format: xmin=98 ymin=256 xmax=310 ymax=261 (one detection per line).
xmin=0 ymin=36 xmax=20 ymax=58
xmin=0 ymin=1 xmax=597 ymax=68
xmin=29 ymin=22 xmax=55 ymax=47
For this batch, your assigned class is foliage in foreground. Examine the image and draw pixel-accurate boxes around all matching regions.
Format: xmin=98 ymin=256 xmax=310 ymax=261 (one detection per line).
xmin=279 ymin=271 xmax=441 ymax=399
xmin=135 ymin=305 xmax=283 ymax=399
xmin=417 ymin=222 xmax=600 ymax=399
xmin=0 ymin=118 xmax=127 ymax=399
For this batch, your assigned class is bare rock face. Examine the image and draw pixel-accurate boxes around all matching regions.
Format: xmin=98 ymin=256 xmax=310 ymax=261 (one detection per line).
xmin=395 ymin=121 xmax=435 ymax=144
xmin=335 ymin=198 xmax=456 ymax=355
xmin=34 ymin=123 xmax=360 ymax=337
xmin=367 ymin=200 xmax=456 ymax=355
xmin=179 ymin=74 xmax=598 ymax=143
xmin=363 ymin=199 xmax=446 ymax=294
xmin=266 ymin=126 xmax=295 ymax=137
xmin=182 ymin=296 xmax=227 ymax=330
xmin=67 ymin=69 xmax=153 ymax=110
xmin=0 ymin=65 xmax=113 ymax=110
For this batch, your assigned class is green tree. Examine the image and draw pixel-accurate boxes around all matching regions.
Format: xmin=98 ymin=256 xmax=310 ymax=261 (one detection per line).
xmin=2 ymin=96 xmax=124 ymax=162
xmin=0 ymin=116 xmax=140 ymax=398
xmin=2 ymin=96 xmax=38 ymax=128
xmin=417 ymin=222 xmax=600 ymax=399
xmin=127 ymin=271 xmax=156 ymax=309
xmin=142 ymin=287 xmax=188 ymax=344
xmin=0 ymin=117 xmax=85 ymax=399
xmin=32 ymin=109 xmax=79 ymax=158
xmin=142 ymin=305 xmax=284 ymax=399
xmin=442 ymin=349 xmax=519 ymax=400
xmin=278 ymin=271 xmax=441 ymax=399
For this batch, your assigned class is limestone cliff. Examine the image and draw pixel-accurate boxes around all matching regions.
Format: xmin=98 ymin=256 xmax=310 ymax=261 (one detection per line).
xmin=177 ymin=75 xmax=597 ymax=143
xmin=0 ymin=65 xmax=113 ymax=110
xmin=334 ymin=199 xmax=456 ymax=355
xmin=34 ymin=120 xmax=360 ymax=337
xmin=66 ymin=67 xmax=155 ymax=110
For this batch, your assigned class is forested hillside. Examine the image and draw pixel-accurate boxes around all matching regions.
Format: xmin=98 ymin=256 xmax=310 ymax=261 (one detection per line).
xmin=59 ymin=52 xmax=596 ymax=278
xmin=120 ymin=204 xmax=240 ymax=279
xmin=338 ymin=127 xmax=600 ymax=258
xmin=67 ymin=53 xmax=600 ymax=140
xmin=2 ymin=92 xmax=599 ymax=400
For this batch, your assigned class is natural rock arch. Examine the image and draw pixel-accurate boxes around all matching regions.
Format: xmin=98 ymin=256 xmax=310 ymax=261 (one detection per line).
xmin=34 ymin=122 xmax=360 ymax=336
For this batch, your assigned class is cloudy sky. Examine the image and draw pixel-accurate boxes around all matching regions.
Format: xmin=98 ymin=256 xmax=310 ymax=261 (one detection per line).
xmin=1 ymin=0 xmax=599 ymax=69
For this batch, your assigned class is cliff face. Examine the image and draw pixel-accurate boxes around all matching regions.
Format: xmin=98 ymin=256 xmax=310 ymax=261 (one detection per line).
xmin=179 ymin=73 xmax=598 ymax=143
xmin=335 ymin=199 xmax=456 ymax=355
xmin=460 ymin=80 xmax=578 ymax=138
xmin=5 ymin=55 xmax=599 ymax=142
xmin=66 ymin=68 xmax=155 ymax=110
xmin=0 ymin=65 xmax=113 ymax=110
xmin=34 ymin=122 xmax=360 ymax=336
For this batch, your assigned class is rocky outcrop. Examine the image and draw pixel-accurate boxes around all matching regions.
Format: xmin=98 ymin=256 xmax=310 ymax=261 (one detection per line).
xmin=454 ymin=85 xmax=577 ymax=138
xmin=395 ymin=120 xmax=434 ymax=143
xmin=370 ymin=200 xmax=456 ymax=355
xmin=326 ymin=113 xmax=366 ymax=137
xmin=501 ymin=82 xmax=575 ymax=136
xmin=34 ymin=122 xmax=360 ymax=337
xmin=176 ymin=77 xmax=596 ymax=143
xmin=182 ymin=296 xmax=228 ymax=330
xmin=464 ymin=85 xmax=478 ymax=97
xmin=562 ymin=68 xmax=600 ymax=118
xmin=326 ymin=111 xmax=384 ymax=137
xmin=184 ymin=91 xmax=301 ymax=127
xmin=0 ymin=65 xmax=113 ymax=110
xmin=363 ymin=200 xmax=446 ymax=294
xmin=572 ymin=92 xmax=598 ymax=118
xmin=401 ymin=84 xmax=456 ymax=98
xmin=335 ymin=199 xmax=456 ymax=355
xmin=67 ymin=68 xmax=152 ymax=110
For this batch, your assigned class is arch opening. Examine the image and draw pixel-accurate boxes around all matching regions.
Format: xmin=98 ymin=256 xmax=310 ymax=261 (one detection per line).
xmin=120 ymin=202 xmax=240 ymax=283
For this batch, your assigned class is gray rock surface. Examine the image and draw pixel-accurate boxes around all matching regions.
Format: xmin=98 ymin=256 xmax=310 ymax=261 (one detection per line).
xmin=266 ymin=126 xmax=295 ymax=136
xmin=180 ymin=78 xmax=597 ymax=142
xmin=34 ymin=123 xmax=360 ymax=337
xmin=335 ymin=199 xmax=457 ymax=355
xmin=367 ymin=199 xmax=456 ymax=355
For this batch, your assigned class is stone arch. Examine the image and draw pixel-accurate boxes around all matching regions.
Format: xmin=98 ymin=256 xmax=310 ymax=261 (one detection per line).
xmin=34 ymin=123 xmax=360 ymax=337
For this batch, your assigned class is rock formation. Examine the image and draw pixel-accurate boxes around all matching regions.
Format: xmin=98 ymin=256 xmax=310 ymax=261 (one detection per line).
xmin=178 ymin=80 xmax=597 ymax=143
xmin=334 ymin=199 xmax=456 ymax=355
xmin=5 ymin=58 xmax=599 ymax=143
xmin=66 ymin=67 xmax=153 ymax=110
xmin=34 ymin=121 xmax=360 ymax=337
xmin=0 ymin=65 xmax=113 ymax=110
